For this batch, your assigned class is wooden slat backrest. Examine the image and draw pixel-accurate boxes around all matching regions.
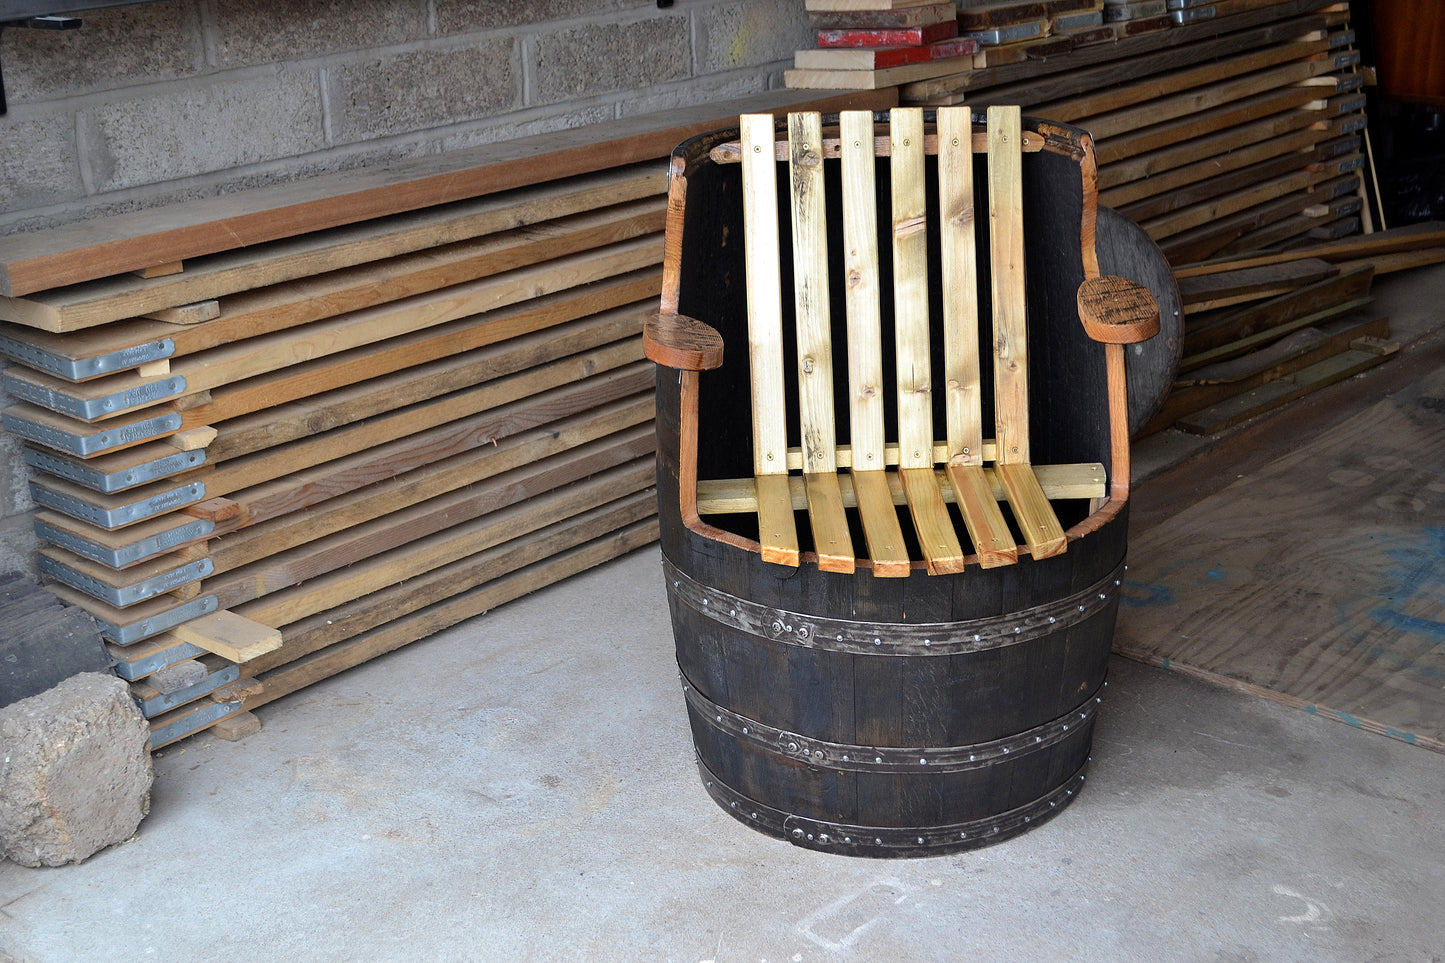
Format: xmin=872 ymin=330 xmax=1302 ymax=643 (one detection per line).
xmin=735 ymin=105 xmax=1074 ymax=574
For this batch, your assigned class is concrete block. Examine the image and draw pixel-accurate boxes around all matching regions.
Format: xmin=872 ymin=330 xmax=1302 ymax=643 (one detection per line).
xmin=82 ymin=70 xmax=326 ymax=193
xmin=616 ymin=72 xmax=767 ymax=119
xmin=0 ymin=3 xmax=204 ymax=106
xmin=326 ymin=40 xmax=518 ymax=144
xmin=0 ymin=672 xmax=153 ymax=867
xmin=530 ymin=15 xmax=690 ymax=106
xmin=0 ymin=112 xmax=84 ymax=212
xmin=693 ymin=0 xmax=813 ymax=74
xmin=434 ymin=0 xmax=649 ymax=32
xmin=210 ymin=0 xmax=428 ymax=68
xmin=435 ymin=104 xmax=615 ymax=151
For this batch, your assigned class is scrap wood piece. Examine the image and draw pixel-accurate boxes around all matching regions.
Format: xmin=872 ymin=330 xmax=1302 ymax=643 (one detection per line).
xmin=1176 ymin=258 xmax=1339 ymax=308
xmin=170 ymin=611 xmax=282 ymax=663
xmin=1173 ymin=222 xmax=1445 ymax=277
xmin=1183 ymin=264 xmax=1374 ymax=359
xmin=1141 ymin=313 xmax=1389 ymax=435
xmin=1176 ymin=337 xmax=1400 ymax=435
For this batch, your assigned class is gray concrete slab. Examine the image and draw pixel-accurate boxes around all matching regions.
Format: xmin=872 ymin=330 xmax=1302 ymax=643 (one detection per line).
xmin=1 ymin=546 xmax=1442 ymax=962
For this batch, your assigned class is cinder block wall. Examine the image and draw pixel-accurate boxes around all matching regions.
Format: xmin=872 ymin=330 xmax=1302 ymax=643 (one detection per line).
xmin=0 ymin=0 xmax=811 ymax=573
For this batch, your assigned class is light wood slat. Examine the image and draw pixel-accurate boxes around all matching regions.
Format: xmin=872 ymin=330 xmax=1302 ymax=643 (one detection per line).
xmin=741 ymin=114 xmax=790 ymax=480
xmin=839 ymin=110 xmax=904 ymax=576
xmin=945 ymin=462 xmax=1017 ymax=569
xmin=696 ymin=462 xmax=1108 ymax=513
xmin=850 ymin=470 xmax=910 ymax=577
xmin=936 ymin=106 xmax=983 ymax=465
xmin=839 ymin=111 xmax=885 ymax=470
xmin=937 ymin=106 xmax=1018 ymax=568
xmin=755 ymin=473 xmax=800 ymax=566
xmin=742 ymin=113 xmax=798 ymax=566
xmin=987 ymin=105 xmax=1030 ymax=467
xmin=889 ymin=107 xmax=934 ymax=471
xmin=891 ymin=108 xmax=962 ymax=575
xmin=987 ymin=105 xmax=1065 ymax=559
xmin=803 ymin=472 xmax=855 ymax=573
xmin=788 ymin=112 xmax=839 ymax=476
xmin=997 ymin=463 xmax=1068 ymax=559
xmin=899 ymin=468 xmax=966 ymax=575
xmin=788 ymin=112 xmax=852 ymax=574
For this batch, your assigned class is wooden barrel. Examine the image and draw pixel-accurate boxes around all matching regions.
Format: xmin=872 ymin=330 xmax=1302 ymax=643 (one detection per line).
xmin=651 ymin=113 xmax=1155 ymax=857
xmin=654 ymin=376 xmax=1128 ymax=858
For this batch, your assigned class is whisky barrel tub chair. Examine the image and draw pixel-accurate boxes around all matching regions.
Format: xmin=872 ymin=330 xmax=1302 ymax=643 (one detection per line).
xmin=644 ymin=107 xmax=1178 ymax=858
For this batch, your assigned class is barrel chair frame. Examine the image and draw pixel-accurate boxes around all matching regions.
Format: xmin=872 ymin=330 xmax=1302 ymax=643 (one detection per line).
xmin=645 ymin=107 xmax=1165 ymax=858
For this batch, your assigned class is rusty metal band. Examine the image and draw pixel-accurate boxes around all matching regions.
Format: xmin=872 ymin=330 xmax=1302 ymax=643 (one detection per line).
xmin=697 ymin=757 xmax=1088 ymax=856
xmin=662 ymin=556 xmax=1125 ymax=657
xmin=682 ymin=677 xmax=1101 ymax=774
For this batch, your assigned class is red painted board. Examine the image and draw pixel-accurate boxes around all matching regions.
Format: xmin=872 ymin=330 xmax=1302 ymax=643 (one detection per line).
xmin=817 ymin=21 xmax=959 ymax=47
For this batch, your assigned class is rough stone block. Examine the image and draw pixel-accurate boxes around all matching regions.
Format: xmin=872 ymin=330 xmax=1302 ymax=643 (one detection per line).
xmin=0 ymin=673 xmax=153 ymax=867
xmin=327 ymin=40 xmax=519 ymax=143
xmin=693 ymin=0 xmax=813 ymax=74
xmin=530 ymin=15 xmax=691 ymax=106
xmin=434 ymin=0 xmax=649 ymax=32
xmin=0 ymin=4 xmax=204 ymax=106
xmin=0 ymin=112 xmax=85 ymax=213
xmin=82 ymin=70 xmax=326 ymax=192
xmin=211 ymin=0 xmax=428 ymax=68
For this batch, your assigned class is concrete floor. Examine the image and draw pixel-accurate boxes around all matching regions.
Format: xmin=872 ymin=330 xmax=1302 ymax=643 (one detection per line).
xmin=3 ymin=265 xmax=1445 ymax=963
xmin=1 ymin=545 xmax=1443 ymax=962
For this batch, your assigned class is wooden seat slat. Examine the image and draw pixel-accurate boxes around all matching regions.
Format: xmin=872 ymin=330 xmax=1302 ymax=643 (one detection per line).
xmin=788 ymin=113 xmax=854 ymax=573
xmin=986 ymin=106 xmax=1068 ymax=560
xmin=740 ymin=113 xmax=799 ymax=565
xmin=939 ymin=106 xmax=1018 ymax=568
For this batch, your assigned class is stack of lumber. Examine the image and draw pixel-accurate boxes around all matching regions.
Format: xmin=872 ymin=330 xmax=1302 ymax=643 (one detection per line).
xmin=0 ymin=90 xmax=892 ymax=749
xmin=913 ymin=0 xmax=1367 ymax=263
xmin=792 ymin=2 xmax=1370 ymax=263
xmin=1140 ymin=223 xmax=1445 ymax=434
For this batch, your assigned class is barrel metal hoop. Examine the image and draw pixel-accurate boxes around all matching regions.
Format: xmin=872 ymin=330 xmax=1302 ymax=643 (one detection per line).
xmin=662 ymin=557 xmax=1125 ymax=656
xmin=698 ymin=756 xmax=1089 ymax=856
xmin=681 ymin=676 xmax=1101 ymax=773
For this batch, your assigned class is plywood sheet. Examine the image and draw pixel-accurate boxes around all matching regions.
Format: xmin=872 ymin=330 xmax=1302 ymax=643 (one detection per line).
xmin=1115 ymin=367 xmax=1445 ymax=751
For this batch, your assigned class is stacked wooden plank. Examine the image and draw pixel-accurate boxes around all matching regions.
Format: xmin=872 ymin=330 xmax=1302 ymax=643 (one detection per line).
xmin=897 ymin=1 xmax=1367 ymax=263
xmin=0 ymin=90 xmax=894 ymax=749
xmin=1139 ymin=223 xmax=1445 ymax=434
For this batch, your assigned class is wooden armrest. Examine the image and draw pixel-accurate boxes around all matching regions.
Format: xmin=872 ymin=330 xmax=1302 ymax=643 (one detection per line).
xmin=1076 ymin=275 xmax=1161 ymax=344
xmin=644 ymin=312 xmax=725 ymax=370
